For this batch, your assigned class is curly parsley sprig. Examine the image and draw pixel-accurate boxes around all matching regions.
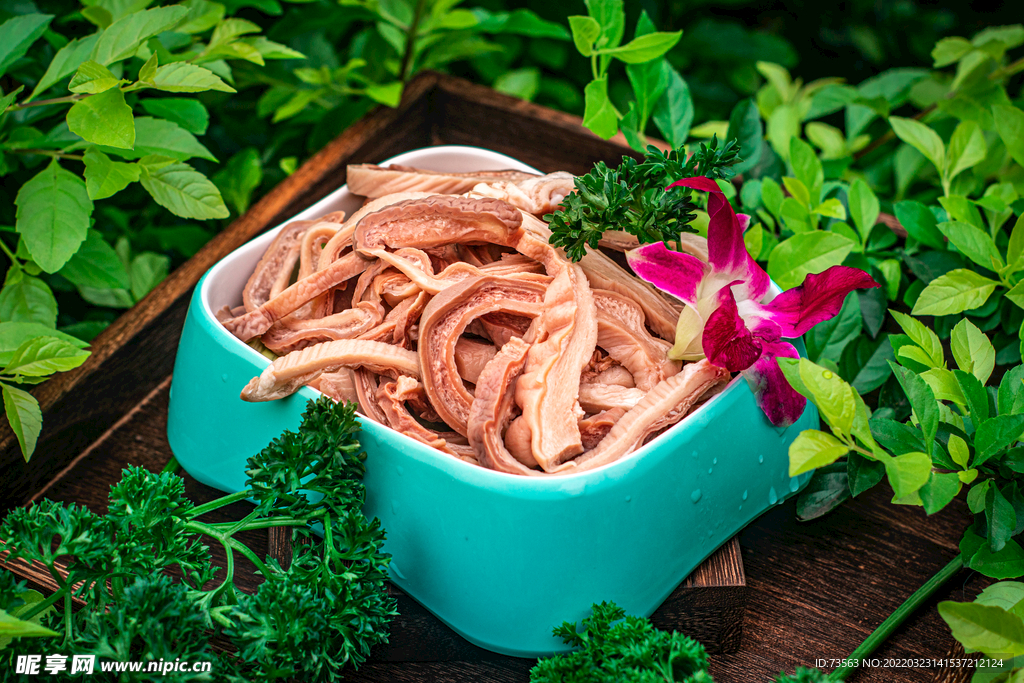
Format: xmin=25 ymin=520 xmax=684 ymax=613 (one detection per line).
xmin=0 ymin=397 xmax=397 ymax=682
xmin=546 ymin=136 xmax=743 ymax=261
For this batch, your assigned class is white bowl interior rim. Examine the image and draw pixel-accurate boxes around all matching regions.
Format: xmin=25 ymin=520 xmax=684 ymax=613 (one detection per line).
xmin=199 ymin=144 xmax=759 ymax=482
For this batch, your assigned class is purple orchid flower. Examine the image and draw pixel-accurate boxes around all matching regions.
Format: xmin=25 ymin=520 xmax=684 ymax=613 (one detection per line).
xmin=625 ymin=176 xmax=879 ymax=427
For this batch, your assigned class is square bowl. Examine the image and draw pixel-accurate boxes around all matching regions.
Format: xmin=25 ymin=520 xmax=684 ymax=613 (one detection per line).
xmin=167 ymin=144 xmax=817 ymax=657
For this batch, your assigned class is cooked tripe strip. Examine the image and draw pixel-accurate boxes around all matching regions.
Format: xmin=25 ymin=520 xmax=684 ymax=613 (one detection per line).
xmin=241 ymin=339 xmax=420 ymax=402
xmin=261 ymin=301 xmax=383 ymax=355
xmin=470 ymin=171 xmax=575 ymax=215
xmin=577 ymin=384 xmax=645 ymax=413
xmin=557 ymin=360 xmax=730 ymax=473
xmin=222 ymin=252 xmax=372 ymax=341
xmin=594 ymin=290 xmax=680 ymax=392
xmin=347 ymin=164 xmax=538 ymax=198
xmin=354 ymin=195 xmax=525 ymax=251
xmin=419 ymin=275 xmax=545 ymax=436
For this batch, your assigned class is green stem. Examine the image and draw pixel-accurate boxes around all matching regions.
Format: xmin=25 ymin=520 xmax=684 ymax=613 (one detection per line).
xmin=6 ymin=94 xmax=85 ymax=112
xmin=161 ymin=456 xmax=181 ymax=475
xmin=397 ymin=0 xmax=427 ymax=84
xmin=186 ymin=490 xmax=251 ymax=518
xmin=9 ymin=149 xmax=84 ymax=160
xmin=227 ymin=538 xmax=270 ymax=577
xmin=0 ymin=238 xmax=18 ymax=266
xmin=18 ymin=586 xmax=66 ymax=621
xmin=829 ymin=554 xmax=964 ymax=681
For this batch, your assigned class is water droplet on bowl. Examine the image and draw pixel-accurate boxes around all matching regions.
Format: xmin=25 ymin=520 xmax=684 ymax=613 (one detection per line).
xmin=708 ymin=467 xmax=713 ymax=474
xmin=768 ymin=486 xmax=778 ymax=504
xmin=742 ymin=490 xmax=748 ymax=501
xmin=690 ymin=450 xmax=698 ymax=459
xmin=391 ymin=563 xmax=405 ymax=580
xmin=738 ymin=504 xmax=743 ymax=511
xmin=221 ymin=373 xmax=228 ymax=382
xmin=712 ymin=457 xmax=718 ymax=465
xmin=391 ymin=500 xmax=400 ymax=514
xmin=790 ymin=477 xmax=800 ymax=492
xmin=707 ymin=529 xmax=714 ymax=537
xmin=758 ymin=455 xmax=764 ymax=464
xmin=823 ymin=370 xmax=833 ymax=379
xmin=396 ymin=465 xmax=404 ymax=476
xmin=690 ymin=489 xmax=702 ymax=503
xmin=624 ymin=495 xmax=632 ymax=503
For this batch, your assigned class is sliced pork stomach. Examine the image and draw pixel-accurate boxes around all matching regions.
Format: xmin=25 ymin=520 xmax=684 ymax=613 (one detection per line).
xmin=261 ymin=300 xmax=383 ymax=355
xmin=354 ymin=195 xmax=524 ymax=251
xmin=347 ymin=164 xmax=538 ymax=198
xmin=241 ymin=339 xmax=420 ymax=402
xmin=222 ymin=251 xmax=372 ymax=341
xmin=242 ymin=219 xmax=313 ymax=312
xmin=593 ymin=289 xmax=680 ymax=391
xmin=418 ymin=275 xmax=545 ymax=435
xmin=512 ymin=230 xmax=599 ymax=470
xmin=470 ymin=171 xmax=575 ymax=215
xmin=559 ymin=360 xmax=730 ymax=473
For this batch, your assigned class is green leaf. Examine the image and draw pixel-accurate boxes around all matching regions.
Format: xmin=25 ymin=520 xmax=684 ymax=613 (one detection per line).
xmin=102 ymin=117 xmax=215 ymax=162
xmin=15 ymin=160 xmax=92 ymax=274
xmin=91 ymin=6 xmax=189 ymax=65
xmin=937 ymin=220 xmax=1003 ymax=271
xmin=0 ymin=606 xmax=58 ymax=639
xmin=782 ymin=177 xmax=810 ymax=208
xmin=727 ymin=98 xmax=763 ymax=175
xmin=139 ymin=98 xmax=208 ymax=135
xmin=939 ymin=195 xmax=985 ymax=230
xmin=0 ymin=323 xmax=86 ymax=366
xmin=851 ymin=335 xmax=895 ymax=393
xmin=1000 ymin=366 xmax=1024 ymax=417
xmin=976 ymin=416 xmax=1024 ymax=467
xmin=60 ymin=229 xmax=130 ymax=290
xmin=848 ymin=451 xmax=885 ymax=497
xmin=848 ymin=179 xmax=880 ymax=245
xmin=955 ymin=369 xmax=990 ymax=425
xmin=3 ymin=336 xmax=90 ymax=377
xmin=796 ymin=463 xmax=850 ymax=521
xmin=806 ymin=292 xmax=861 ymax=364
xmin=949 ymin=434 xmax=971 ymax=469
xmin=138 ymin=155 xmax=228 ymax=220
xmin=894 ymin=200 xmax=945 ymax=250
xmin=212 ymin=147 xmax=262 ymax=215
xmin=0 ymin=14 xmax=53 ymax=79
xmin=877 ymin=259 xmax=901 ymax=301
xmin=788 ymin=429 xmax=850 ymax=477
xmin=2 ymin=383 xmax=42 ymax=462
xmin=885 ymin=451 xmax=932 ymax=499
xmin=652 ymin=67 xmax=694 ymax=149
xmin=972 ymin=538 xmax=1024 ymax=579
xmin=988 ymin=484 xmax=1018 ymax=553
xmin=890 ymin=362 xmax=938 ymax=453
xmin=30 ymin=34 xmax=100 ymax=100
xmin=582 ymin=77 xmax=619 ymax=140
xmin=947 ymin=119 xmax=988 ymax=180
xmin=767 ymin=104 xmax=801 ymax=160
xmin=129 ymin=252 xmax=169 ymax=300
xmin=760 ymin=177 xmax=784 ymax=218
xmin=0 ymin=85 xmax=23 ymax=118
xmin=952 ymin=318 xmax=995 ymax=385
xmin=0 ymin=277 xmax=57 ymax=327
xmin=977 ymin=582 xmax=1024 ymax=614
xmin=569 ymin=16 xmax=600 ymax=57
xmin=767 ymin=231 xmax=857 ymax=290
xmin=584 ymin=0 xmax=625 ymax=50
xmin=68 ymin=60 xmax=123 ymax=94
xmin=83 ymin=148 xmax=140 ymax=200
xmin=148 ymin=62 xmax=235 ymax=93
xmin=919 ymin=472 xmax=961 ymax=515
xmin=994 ymin=105 xmax=1024 ymax=168
xmin=912 ymin=269 xmax=998 ymax=316
xmin=364 ymin=81 xmax=403 ymax=107
xmin=494 ymin=67 xmax=541 ymax=102
xmin=798 ymin=358 xmax=855 ymax=436
xmin=889 ymin=116 xmax=945 ymax=172
xmin=939 ymin=602 xmax=1024 ymax=658
xmin=919 ymin=368 xmax=966 ymax=404
xmin=789 ymin=137 xmax=823 ymax=204
xmin=600 ymin=31 xmax=681 ymax=64
xmin=67 ymin=88 xmax=135 ymax=149
xmin=1008 ymin=216 xmax=1024 ymax=271
xmin=932 ymin=36 xmax=974 ymax=67
xmin=890 ymin=310 xmax=944 ymax=368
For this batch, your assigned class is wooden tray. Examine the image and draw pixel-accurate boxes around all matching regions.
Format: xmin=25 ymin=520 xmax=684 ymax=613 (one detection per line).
xmin=0 ymin=71 xmax=745 ymax=660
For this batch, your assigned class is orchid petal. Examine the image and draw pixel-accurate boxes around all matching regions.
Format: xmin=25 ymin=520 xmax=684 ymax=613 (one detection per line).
xmin=761 ymin=265 xmax=881 ymax=338
xmin=668 ymin=176 xmax=769 ymax=302
xmin=626 ymin=242 xmax=706 ymax=306
xmin=702 ymin=287 xmax=762 ymax=372
xmin=741 ymin=341 xmax=807 ymax=427
xmin=737 ymin=213 xmax=751 ymax=233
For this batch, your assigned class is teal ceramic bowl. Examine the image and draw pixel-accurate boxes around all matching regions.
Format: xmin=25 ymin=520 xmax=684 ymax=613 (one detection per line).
xmin=167 ymin=145 xmax=817 ymax=657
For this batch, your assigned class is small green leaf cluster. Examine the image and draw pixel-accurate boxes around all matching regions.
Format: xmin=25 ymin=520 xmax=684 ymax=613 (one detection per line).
xmin=547 ymin=137 xmax=740 ymax=261
xmin=938 ymin=581 xmax=1024 ymax=680
xmin=0 ymin=397 xmax=396 ymax=681
xmin=568 ymin=1 xmax=686 ymax=148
